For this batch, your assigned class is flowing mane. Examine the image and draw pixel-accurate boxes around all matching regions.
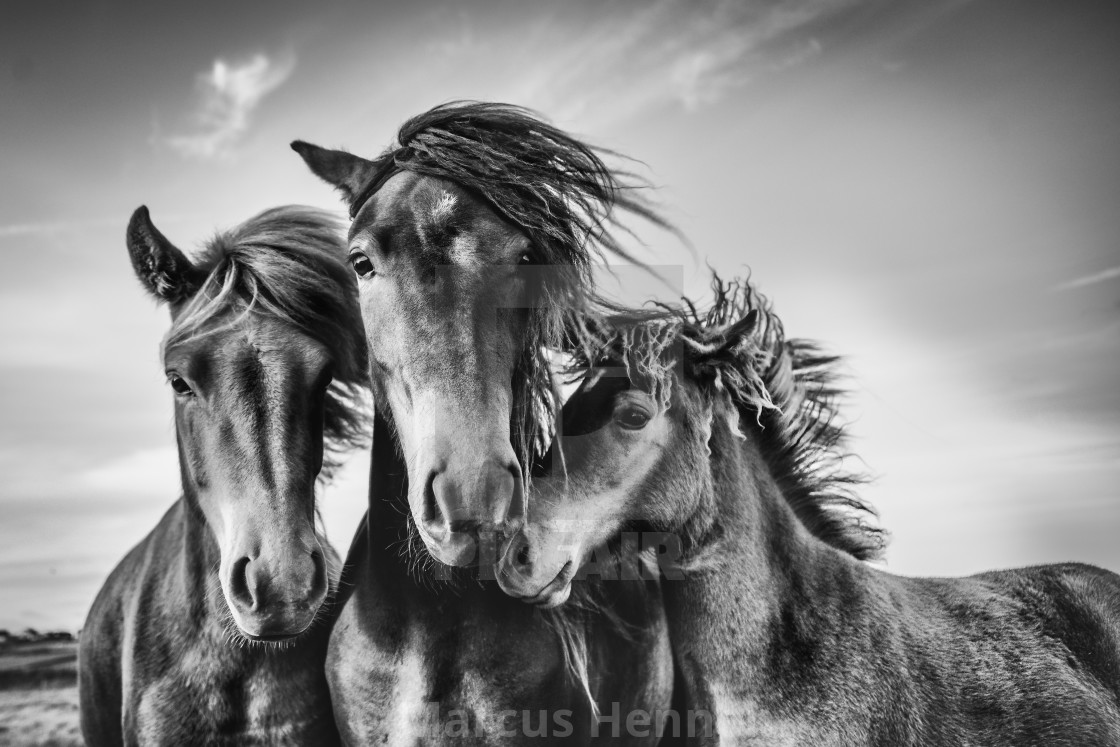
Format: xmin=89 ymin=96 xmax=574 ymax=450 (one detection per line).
xmin=164 ymin=206 xmax=371 ymax=476
xmin=351 ymin=100 xmax=676 ymax=464
xmin=573 ymin=275 xmax=886 ymax=561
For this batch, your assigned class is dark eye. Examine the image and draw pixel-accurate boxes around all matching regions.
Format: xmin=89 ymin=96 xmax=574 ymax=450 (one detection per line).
xmin=168 ymin=374 xmax=194 ymax=397
xmin=615 ymin=406 xmax=651 ymax=430
xmin=518 ymin=252 xmax=532 ymax=266
xmin=349 ymin=252 xmax=375 ymax=278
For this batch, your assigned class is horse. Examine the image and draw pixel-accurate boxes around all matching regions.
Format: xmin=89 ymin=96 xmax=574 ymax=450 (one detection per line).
xmin=78 ymin=206 xmax=369 ymax=745
xmin=292 ymin=101 xmax=674 ymax=565
xmin=292 ymin=102 xmax=676 ymax=743
xmin=496 ymin=276 xmax=1120 ymax=745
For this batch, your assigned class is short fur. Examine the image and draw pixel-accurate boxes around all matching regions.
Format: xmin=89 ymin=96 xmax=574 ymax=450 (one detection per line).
xmin=505 ymin=274 xmax=1120 ymax=745
xmin=163 ymin=206 xmax=369 ymax=475
xmin=323 ymin=413 xmax=674 ymax=745
xmin=294 ymin=102 xmax=677 ymax=744
xmin=79 ymin=206 xmax=369 ymax=745
xmin=294 ymin=99 xmax=677 ymax=474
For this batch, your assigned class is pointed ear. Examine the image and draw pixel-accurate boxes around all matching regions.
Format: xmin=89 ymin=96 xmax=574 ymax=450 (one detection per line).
xmin=126 ymin=206 xmax=203 ymax=304
xmin=717 ymin=309 xmax=761 ymax=356
xmin=291 ymin=140 xmax=379 ymax=206
xmin=688 ymin=309 xmax=762 ymax=379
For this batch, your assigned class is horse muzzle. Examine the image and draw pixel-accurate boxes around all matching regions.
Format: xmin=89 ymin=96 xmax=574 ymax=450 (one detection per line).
xmin=495 ymin=532 xmax=578 ymax=609
xmin=222 ymin=544 xmax=329 ymax=640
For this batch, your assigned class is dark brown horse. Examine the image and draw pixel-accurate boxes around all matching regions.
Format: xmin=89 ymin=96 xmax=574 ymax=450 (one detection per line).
xmin=498 ymin=276 xmax=1120 ymax=745
xmin=79 ymin=206 xmax=369 ymax=745
xmin=293 ymin=103 xmax=676 ymax=743
xmin=293 ymin=101 xmax=673 ymax=565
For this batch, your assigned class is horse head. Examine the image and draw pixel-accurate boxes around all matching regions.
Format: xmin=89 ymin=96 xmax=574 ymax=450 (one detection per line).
xmin=126 ymin=205 xmax=367 ymax=639
xmin=293 ymin=102 xmax=672 ymax=568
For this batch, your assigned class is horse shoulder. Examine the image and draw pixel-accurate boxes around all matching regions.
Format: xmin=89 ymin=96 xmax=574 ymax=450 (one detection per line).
xmin=79 ymin=555 xmax=128 ymax=745
xmin=79 ymin=502 xmax=185 ymax=745
xmin=323 ymin=532 xmax=412 ymax=743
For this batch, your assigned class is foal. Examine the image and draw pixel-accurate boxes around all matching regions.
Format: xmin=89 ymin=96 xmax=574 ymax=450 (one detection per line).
xmin=79 ymin=206 xmax=369 ymax=745
xmin=498 ymin=278 xmax=1120 ymax=745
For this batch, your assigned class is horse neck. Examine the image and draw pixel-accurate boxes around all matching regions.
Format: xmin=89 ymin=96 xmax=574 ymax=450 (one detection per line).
xmin=665 ymin=412 xmax=870 ymax=679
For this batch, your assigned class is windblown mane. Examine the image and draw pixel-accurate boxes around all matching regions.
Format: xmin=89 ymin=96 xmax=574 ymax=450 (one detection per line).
xmin=574 ymin=275 xmax=886 ymax=561
xmin=352 ymin=100 xmax=676 ymax=466
xmin=164 ymin=206 xmax=371 ymax=477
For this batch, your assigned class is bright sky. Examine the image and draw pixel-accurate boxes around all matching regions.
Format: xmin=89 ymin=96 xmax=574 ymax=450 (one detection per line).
xmin=2 ymin=0 xmax=1118 ymax=631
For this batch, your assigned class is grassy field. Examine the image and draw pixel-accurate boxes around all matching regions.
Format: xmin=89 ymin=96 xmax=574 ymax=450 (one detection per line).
xmin=0 ymin=640 xmax=81 ymax=747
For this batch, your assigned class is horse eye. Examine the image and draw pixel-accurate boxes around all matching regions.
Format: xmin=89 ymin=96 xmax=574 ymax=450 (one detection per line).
xmin=615 ymin=406 xmax=652 ymax=430
xmin=168 ymin=374 xmax=194 ymax=397
xmin=518 ymin=252 xmax=532 ymax=266
xmin=349 ymin=253 xmax=375 ymax=278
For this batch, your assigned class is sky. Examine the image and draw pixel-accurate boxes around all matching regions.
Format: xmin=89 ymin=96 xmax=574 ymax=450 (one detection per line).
xmin=1 ymin=0 xmax=1118 ymax=631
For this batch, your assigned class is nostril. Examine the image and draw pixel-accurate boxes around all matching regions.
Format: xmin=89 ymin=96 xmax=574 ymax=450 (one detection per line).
xmin=448 ymin=518 xmax=481 ymax=535
xmin=515 ymin=542 xmax=531 ymax=568
xmin=309 ymin=549 xmax=328 ymax=601
xmin=497 ymin=461 xmax=525 ymax=529
xmin=423 ymin=470 xmax=441 ymax=526
xmin=507 ymin=463 xmax=524 ymax=503
xmin=229 ymin=556 xmax=254 ymax=609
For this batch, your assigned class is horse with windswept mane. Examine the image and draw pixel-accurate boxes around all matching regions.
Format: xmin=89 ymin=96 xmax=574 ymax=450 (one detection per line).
xmin=292 ymin=100 xmax=675 ymax=564
xmin=292 ymin=102 xmax=676 ymax=743
xmin=79 ymin=206 xmax=369 ymax=745
xmin=498 ymin=275 xmax=1120 ymax=745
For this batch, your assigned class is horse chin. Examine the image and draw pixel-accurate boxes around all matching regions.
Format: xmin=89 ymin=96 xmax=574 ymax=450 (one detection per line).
xmin=496 ymin=558 xmax=577 ymax=609
xmin=526 ymin=580 xmax=572 ymax=610
xmin=227 ymin=605 xmax=319 ymax=644
xmin=239 ymin=630 xmax=303 ymax=646
xmin=417 ymin=528 xmax=479 ymax=568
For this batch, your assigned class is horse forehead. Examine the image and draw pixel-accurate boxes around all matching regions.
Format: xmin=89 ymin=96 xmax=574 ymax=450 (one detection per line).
xmin=168 ymin=319 xmax=328 ymax=385
xmin=237 ymin=319 xmax=330 ymax=371
xmin=355 ymin=171 xmax=522 ymax=265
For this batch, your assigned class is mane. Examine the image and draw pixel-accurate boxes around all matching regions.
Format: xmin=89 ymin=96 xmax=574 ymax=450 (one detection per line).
xmin=573 ymin=275 xmax=886 ymax=561
xmin=354 ymin=100 xmax=678 ymax=467
xmin=164 ymin=206 xmax=371 ymax=477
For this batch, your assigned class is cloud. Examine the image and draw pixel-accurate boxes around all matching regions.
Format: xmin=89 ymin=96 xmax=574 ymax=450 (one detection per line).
xmin=162 ymin=52 xmax=295 ymax=160
xmin=428 ymin=0 xmax=866 ymax=130
xmin=1053 ymin=265 xmax=1120 ymax=292
xmin=0 ymin=217 xmax=121 ymax=239
xmin=664 ymin=2 xmax=833 ymax=111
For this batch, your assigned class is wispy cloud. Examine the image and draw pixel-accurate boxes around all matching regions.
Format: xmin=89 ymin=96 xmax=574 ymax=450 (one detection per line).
xmin=1053 ymin=265 xmax=1120 ymax=292
xmin=162 ymin=52 xmax=295 ymax=160
xmin=664 ymin=2 xmax=834 ymax=111
xmin=0 ymin=217 xmax=121 ymax=239
xmin=0 ymin=212 xmax=199 ymax=242
xmin=415 ymin=0 xmax=868 ymax=131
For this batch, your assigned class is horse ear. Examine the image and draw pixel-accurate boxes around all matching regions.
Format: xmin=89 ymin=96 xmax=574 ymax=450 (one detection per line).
xmin=689 ymin=309 xmax=762 ymax=379
xmin=290 ymin=141 xmax=379 ymax=206
xmin=126 ymin=206 xmax=202 ymax=304
xmin=719 ymin=309 xmax=761 ymax=355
